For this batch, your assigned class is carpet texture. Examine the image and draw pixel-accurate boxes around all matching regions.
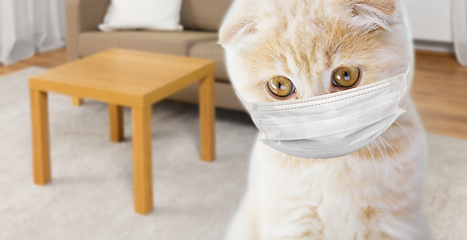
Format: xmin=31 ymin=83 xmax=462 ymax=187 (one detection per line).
xmin=0 ymin=67 xmax=466 ymax=240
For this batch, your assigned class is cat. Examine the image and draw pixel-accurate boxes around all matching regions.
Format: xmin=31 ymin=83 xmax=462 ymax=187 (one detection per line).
xmin=219 ymin=0 xmax=432 ymax=239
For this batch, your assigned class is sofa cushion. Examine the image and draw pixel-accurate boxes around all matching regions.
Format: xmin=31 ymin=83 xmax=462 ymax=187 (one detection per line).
xmin=98 ymin=0 xmax=183 ymax=32
xmin=180 ymin=0 xmax=234 ymax=32
xmin=189 ymin=41 xmax=229 ymax=83
xmin=78 ymin=31 xmax=218 ymax=57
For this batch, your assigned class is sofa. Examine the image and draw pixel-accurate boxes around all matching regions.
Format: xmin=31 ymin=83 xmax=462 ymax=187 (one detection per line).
xmin=65 ymin=0 xmax=245 ymax=111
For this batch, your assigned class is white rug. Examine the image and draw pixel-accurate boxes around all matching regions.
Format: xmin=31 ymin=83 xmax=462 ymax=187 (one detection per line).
xmin=0 ymin=67 xmax=466 ymax=240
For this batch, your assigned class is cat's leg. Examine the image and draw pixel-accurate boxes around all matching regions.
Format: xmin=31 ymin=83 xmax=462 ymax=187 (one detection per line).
xmin=224 ymin=191 xmax=259 ymax=240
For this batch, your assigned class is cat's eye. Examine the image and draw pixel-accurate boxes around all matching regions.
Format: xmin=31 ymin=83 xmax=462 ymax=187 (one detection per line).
xmin=332 ymin=65 xmax=360 ymax=87
xmin=267 ymin=76 xmax=295 ymax=97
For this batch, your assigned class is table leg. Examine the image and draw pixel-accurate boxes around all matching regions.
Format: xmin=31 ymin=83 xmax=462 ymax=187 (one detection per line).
xmin=132 ymin=107 xmax=153 ymax=214
xmin=72 ymin=97 xmax=83 ymax=106
xmin=109 ymin=104 xmax=124 ymax=142
xmin=199 ymin=73 xmax=216 ymax=162
xmin=30 ymin=89 xmax=51 ymax=185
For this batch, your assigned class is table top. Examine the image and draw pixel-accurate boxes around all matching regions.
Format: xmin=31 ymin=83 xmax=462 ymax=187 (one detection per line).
xmin=29 ymin=49 xmax=215 ymax=108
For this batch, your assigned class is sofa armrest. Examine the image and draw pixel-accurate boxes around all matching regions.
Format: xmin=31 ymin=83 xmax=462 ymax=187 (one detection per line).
xmin=66 ymin=0 xmax=110 ymax=61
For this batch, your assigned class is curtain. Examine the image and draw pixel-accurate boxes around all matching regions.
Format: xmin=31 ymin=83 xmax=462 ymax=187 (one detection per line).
xmin=453 ymin=0 xmax=467 ymax=66
xmin=0 ymin=0 xmax=66 ymax=66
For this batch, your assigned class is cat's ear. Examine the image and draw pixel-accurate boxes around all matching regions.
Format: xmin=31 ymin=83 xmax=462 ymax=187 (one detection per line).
xmin=348 ymin=0 xmax=397 ymax=31
xmin=352 ymin=0 xmax=396 ymax=15
xmin=218 ymin=1 xmax=257 ymax=45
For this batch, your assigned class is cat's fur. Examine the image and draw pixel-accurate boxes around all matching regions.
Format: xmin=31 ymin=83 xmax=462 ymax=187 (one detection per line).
xmin=219 ymin=0 xmax=432 ymax=239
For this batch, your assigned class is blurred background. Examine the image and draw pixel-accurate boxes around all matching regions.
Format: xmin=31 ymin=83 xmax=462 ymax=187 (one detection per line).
xmin=0 ymin=0 xmax=466 ymax=240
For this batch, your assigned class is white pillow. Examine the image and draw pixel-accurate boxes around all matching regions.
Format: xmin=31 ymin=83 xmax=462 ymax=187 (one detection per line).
xmin=98 ymin=0 xmax=183 ymax=31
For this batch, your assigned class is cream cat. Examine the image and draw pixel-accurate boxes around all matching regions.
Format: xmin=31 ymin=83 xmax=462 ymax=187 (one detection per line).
xmin=219 ymin=0 xmax=432 ymax=239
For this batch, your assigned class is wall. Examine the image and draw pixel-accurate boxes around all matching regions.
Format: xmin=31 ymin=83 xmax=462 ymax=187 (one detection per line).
xmin=403 ymin=0 xmax=452 ymax=42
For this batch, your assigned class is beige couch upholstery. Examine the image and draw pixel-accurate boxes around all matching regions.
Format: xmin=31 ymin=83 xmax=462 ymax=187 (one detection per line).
xmin=66 ymin=0 xmax=244 ymax=111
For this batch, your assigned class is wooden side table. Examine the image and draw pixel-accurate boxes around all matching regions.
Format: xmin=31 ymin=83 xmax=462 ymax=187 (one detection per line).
xmin=29 ymin=49 xmax=216 ymax=215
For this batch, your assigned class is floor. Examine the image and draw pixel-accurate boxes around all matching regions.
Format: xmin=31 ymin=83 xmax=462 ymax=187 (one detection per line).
xmin=0 ymin=48 xmax=67 ymax=76
xmin=1 ymin=48 xmax=466 ymax=139
xmin=411 ymin=51 xmax=467 ymax=139
xmin=2 ymin=68 xmax=464 ymax=239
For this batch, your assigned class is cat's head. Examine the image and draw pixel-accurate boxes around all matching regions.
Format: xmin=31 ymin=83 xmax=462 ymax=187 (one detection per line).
xmin=219 ymin=0 xmax=412 ymax=103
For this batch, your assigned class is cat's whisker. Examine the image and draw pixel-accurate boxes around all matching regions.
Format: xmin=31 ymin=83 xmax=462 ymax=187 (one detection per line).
xmin=394 ymin=121 xmax=413 ymax=146
xmin=379 ymin=136 xmax=389 ymax=159
xmin=339 ymin=159 xmax=348 ymax=186
xmin=378 ymin=136 xmax=390 ymax=187
xmin=360 ymin=148 xmax=371 ymax=194
xmin=390 ymin=123 xmax=396 ymax=138
xmin=352 ymin=150 xmax=359 ymax=188
xmin=402 ymin=98 xmax=410 ymax=111
xmin=345 ymin=154 xmax=358 ymax=193
xmin=374 ymin=139 xmax=388 ymax=197
xmin=366 ymin=145 xmax=379 ymax=193
xmin=361 ymin=147 xmax=370 ymax=176
xmin=357 ymin=149 xmax=370 ymax=195
xmin=380 ymin=136 xmax=404 ymax=198
xmin=348 ymin=152 xmax=357 ymax=176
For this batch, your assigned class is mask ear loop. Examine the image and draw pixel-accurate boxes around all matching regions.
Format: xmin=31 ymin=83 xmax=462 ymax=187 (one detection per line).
xmin=401 ymin=55 xmax=413 ymax=111
xmin=234 ymin=89 xmax=255 ymax=111
xmin=233 ymin=89 xmax=269 ymax=138
xmin=405 ymin=55 xmax=412 ymax=75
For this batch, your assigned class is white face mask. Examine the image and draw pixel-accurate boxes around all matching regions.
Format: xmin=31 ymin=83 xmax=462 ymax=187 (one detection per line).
xmin=237 ymin=68 xmax=409 ymax=159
